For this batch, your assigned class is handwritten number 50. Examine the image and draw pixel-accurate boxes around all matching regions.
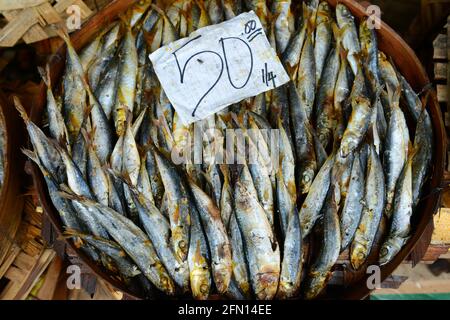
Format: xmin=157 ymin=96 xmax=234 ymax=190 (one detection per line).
xmin=173 ymin=50 xmax=224 ymax=117
xmin=172 ymin=35 xmax=254 ymax=117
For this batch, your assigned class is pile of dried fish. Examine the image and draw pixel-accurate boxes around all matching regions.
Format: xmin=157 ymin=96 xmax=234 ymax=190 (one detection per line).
xmin=17 ymin=0 xmax=434 ymax=300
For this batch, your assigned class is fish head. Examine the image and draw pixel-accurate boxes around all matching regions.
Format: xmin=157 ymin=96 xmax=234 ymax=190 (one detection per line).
xmin=255 ymin=271 xmax=279 ymax=300
xmin=336 ymin=4 xmax=353 ymax=22
xmin=339 ymin=142 xmax=355 ymax=159
xmin=304 ymin=271 xmax=328 ymax=300
xmin=276 ymin=280 xmax=296 ymax=299
xmin=175 ymin=240 xmax=189 ymax=262
xmin=359 ymin=20 xmax=373 ymax=46
xmin=379 ymin=237 xmax=406 ymax=266
xmin=172 ymin=228 xmax=189 ymax=262
xmin=300 ymin=167 xmax=315 ymax=193
xmin=350 ymin=242 xmax=368 ymax=270
xmin=190 ymin=266 xmax=211 ymax=300
xmin=317 ymin=1 xmax=331 ymax=20
xmin=160 ymin=274 xmax=176 ymax=296
xmin=190 ymin=240 xmax=211 ymax=299
xmin=212 ymin=262 xmax=232 ymax=294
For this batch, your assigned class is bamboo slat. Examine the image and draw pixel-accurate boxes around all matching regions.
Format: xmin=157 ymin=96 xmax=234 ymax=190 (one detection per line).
xmin=0 ymin=193 xmax=56 ymax=300
xmin=0 ymin=0 xmax=94 ymax=47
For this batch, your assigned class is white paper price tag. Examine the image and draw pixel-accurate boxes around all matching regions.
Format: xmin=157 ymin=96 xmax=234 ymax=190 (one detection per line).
xmin=149 ymin=11 xmax=290 ymax=124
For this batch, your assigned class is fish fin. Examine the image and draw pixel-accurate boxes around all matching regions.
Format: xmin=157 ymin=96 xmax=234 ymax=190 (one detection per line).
xmin=338 ymin=46 xmax=349 ymax=61
xmin=132 ymin=107 xmax=147 ymax=135
xmin=178 ymin=7 xmax=190 ymax=21
xmin=200 ymin=170 xmax=212 ymax=187
xmin=62 ymin=228 xmax=85 ymax=248
xmin=37 ymin=65 xmax=52 ymax=89
xmin=230 ymin=112 xmax=245 ymax=130
xmin=158 ymin=114 xmax=175 ymax=144
xmin=219 ymin=164 xmax=230 ymax=185
xmin=136 ymin=144 xmax=150 ymax=160
xmin=386 ymin=84 xmax=401 ymax=106
xmin=306 ymin=17 xmax=315 ymax=35
xmin=58 ymin=184 xmax=83 ymax=201
xmin=143 ymin=24 xmax=160 ymax=48
xmin=285 ymin=63 xmax=299 ymax=79
xmin=21 ymin=148 xmax=43 ymax=172
xmin=63 ymin=228 xmax=87 ymax=239
xmin=365 ymin=122 xmax=376 ymax=146
xmin=52 ymin=25 xmax=71 ymax=43
xmin=118 ymin=13 xmax=132 ymax=30
xmin=195 ymin=0 xmax=207 ymax=12
xmin=301 ymin=2 xmax=312 ymax=24
xmin=193 ymin=239 xmax=205 ymax=265
xmin=419 ymin=90 xmax=431 ymax=113
xmin=331 ymin=22 xmax=344 ymax=45
xmin=13 ymin=96 xmax=30 ymax=123
xmin=80 ymin=127 xmax=96 ymax=153
xmin=407 ymin=141 xmax=418 ymax=160
xmin=151 ymin=4 xmax=168 ymax=19
xmin=107 ymin=166 xmax=133 ymax=187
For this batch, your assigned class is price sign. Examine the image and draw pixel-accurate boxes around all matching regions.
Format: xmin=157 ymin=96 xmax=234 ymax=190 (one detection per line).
xmin=149 ymin=11 xmax=290 ymax=124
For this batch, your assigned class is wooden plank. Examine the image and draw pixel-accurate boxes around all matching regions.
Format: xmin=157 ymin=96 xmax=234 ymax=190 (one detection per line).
xmin=447 ymin=16 xmax=450 ymax=119
xmin=434 ymin=33 xmax=447 ymax=59
xmin=0 ymin=244 xmax=21 ymax=278
xmin=35 ymin=2 xmax=62 ymax=25
xmin=374 ymin=279 xmax=450 ymax=295
xmin=447 ymin=151 xmax=450 ymax=172
xmin=4 ymin=265 xmax=28 ymax=283
xmin=0 ymin=0 xmax=94 ymax=45
xmin=13 ymin=249 xmax=56 ymax=300
xmin=35 ymin=255 xmax=63 ymax=300
xmin=432 ymin=208 xmax=450 ymax=244
xmin=27 ymin=0 xmax=94 ymax=42
xmin=445 ymin=112 xmax=450 ymax=128
xmin=437 ymin=84 xmax=448 ymax=103
xmin=434 ymin=62 xmax=447 ymax=80
xmin=380 ymin=275 xmax=409 ymax=289
xmin=1 ymin=8 xmax=54 ymax=52
xmin=419 ymin=245 xmax=449 ymax=263
xmin=14 ymin=252 xmax=37 ymax=271
xmin=0 ymin=0 xmax=47 ymax=11
xmin=0 ymin=7 xmax=39 ymax=47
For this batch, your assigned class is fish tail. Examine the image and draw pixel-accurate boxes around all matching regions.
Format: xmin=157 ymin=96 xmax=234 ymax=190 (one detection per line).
xmin=151 ymin=4 xmax=167 ymax=19
xmin=21 ymin=148 xmax=39 ymax=164
xmin=13 ymin=96 xmax=30 ymax=123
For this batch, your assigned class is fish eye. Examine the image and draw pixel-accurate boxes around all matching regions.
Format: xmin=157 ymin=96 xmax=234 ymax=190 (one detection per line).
xmin=357 ymin=251 xmax=366 ymax=260
xmin=179 ymin=240 xmax=187 ymax=249
xmin=381 ymin=247 xmax=389 ymax=257
xmin=200 ymin=284 xmax=209 ymax=293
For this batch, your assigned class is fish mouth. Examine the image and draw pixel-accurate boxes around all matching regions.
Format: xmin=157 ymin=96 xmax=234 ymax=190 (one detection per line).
xmin=160 ymin=275 xmax=176 ymax=296
xmin=173 ymin=236 xmax=188 ymax=262
xmin=301 ymin=170 xmax=314 ymax=193
xmin=213 ymin=264 xmax=231 ymax=294
xmin=255 ymin=272 xmax=279 ymax=300
xmin=350 ymin=245 xmax=367 ymax=270
xmin=304 ymin=272 xmax=328 ymax=300
xmin=276 ymin=281 xmax=296 ymax=299
xmin=190 ymin=272 xmax=210 ymax=300
xmin=379 ymin=239 xmax=404 ymax=266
